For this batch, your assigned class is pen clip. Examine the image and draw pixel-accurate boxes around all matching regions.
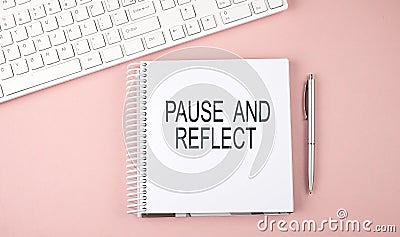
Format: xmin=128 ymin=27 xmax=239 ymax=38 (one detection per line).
xmin=303 ymin=79 xmax=308 ymax=120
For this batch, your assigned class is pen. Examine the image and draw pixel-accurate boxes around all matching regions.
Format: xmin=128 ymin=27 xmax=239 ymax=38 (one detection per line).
xmin=304 ymin=74 xmax=315 ymax=194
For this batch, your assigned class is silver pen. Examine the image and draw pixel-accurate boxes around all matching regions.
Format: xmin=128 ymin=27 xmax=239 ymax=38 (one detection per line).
xmin=304 ymin=74 xmax=315 ymax=194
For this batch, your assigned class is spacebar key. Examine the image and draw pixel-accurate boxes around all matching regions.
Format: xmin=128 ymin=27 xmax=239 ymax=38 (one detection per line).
xmin=2 ymin=59 xmax=82 ymax=96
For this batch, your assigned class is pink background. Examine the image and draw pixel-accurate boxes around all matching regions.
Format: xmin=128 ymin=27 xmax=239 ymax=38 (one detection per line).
xmin=1 ymin=0 xmax=400 ymax=236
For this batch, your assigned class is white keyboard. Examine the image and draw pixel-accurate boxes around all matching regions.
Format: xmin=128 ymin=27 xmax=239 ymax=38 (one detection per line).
xmin=0 ymin=0 xmax=287 ymax=103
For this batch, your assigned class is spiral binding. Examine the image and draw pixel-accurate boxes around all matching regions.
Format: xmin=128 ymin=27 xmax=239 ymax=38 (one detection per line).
xmin=124 ymin=62 xmax=148 ymax=217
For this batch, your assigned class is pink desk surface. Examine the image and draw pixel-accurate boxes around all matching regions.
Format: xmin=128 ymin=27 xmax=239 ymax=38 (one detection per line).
xmin=1 ymin=0 xmax=400 ymax=236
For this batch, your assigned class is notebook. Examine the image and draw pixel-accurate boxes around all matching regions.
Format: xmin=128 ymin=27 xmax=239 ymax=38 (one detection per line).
xmin=123 ymin=59 xmax=293 ymax=217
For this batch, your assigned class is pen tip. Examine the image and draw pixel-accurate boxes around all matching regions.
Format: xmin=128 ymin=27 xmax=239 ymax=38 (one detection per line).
xmin=309 ymin=74 xmax=314 ymax=80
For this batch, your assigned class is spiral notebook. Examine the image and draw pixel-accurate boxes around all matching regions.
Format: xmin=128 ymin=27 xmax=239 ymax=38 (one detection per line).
xmin=124 ymin=59 xmax=293 ymax=217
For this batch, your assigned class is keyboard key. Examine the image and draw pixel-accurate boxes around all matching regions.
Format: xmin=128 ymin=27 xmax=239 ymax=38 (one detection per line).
xmin=3 ymin=59 xmax=82 ymax=95
xmin=49 ymin=30 xmax=67 ymax=46
xmin=201 ymin=15 xmax=217 ymax=30
xmin=123 ymin=38 xmax=144 ymax=56
xmin=26 ymin=22 xmax=44 ymax=37
xmin=1 ymin=15 xmax=17 ymax=30
xmin=61 ymin=0 xmax=76 ymax=9
xmin=252 ymin=0 xmax=268 ymax=14
xmin=57 ymin=11 xmax=74 ymax=26
xmin=72 ymin=6 xmax=90 ymax=22
xmin=97 ymin=15 xmax=113 ymax=30
xmin=112 ymin=10 xmax=129 ymax=26
xmin=0 ymin=31 xmax=14 ymax=47
xmin=12 ymin=59 xmax=29 ymax=75
xmin=180 ymin=5 xmax=196 ymax=20
xmin=27 ymin=54 xmax=44 ymax=69
xmin=90 ymin=34 xmax=106 ymax=49
xmin=220 ymin=4 xmax=251 ymax=24
xmin=121 ymin=16 xmax=160 ymax=40
xmin=102 ymin=45 xmax=123 ymax=62
xmin=160 ymin=0 xmax=175 ymax=10
xmin=0 ymin=64 xmax=14 ymax=80
xmin=121 ymin=0 xmax=135 ymax=7
xmin=105 ymin=29 xmax=121 ymax=44
xmin=45 ymin=0 xmax=62 ymax=14
xmin=81 ymin=20 xmax=97 ymax=35
xmin=185 ymin=20 xmax=200 ymax=35
xmin=128 ymin=1 xmax=156 ymax=21
xmin=4 ymin=45 xmax=21 ymax=61
xmin=43 ymin=16 xmax=59 ymax=32
xmin=75 ymin=39 xmax=90 ymax=55
xmin=35 ymin=35 xmax=52 ymax=51
xmin=81 ymin=52 xmax=102 ymax=69
xmin=105 ymin=0 xmax=120 ymax=11
xmin=215 ymin=0 xmax=231 ymax=9
xmin=43 ymin=49 xmax=60 ymax=64
xmin=88 ymin=1 xmax=105 ymax=16
xmin=267 ymin=0 xmax=282 ymax=9
xmin=11 ymin=26 xmax=28 ymax=42
xmin=2 ymin=0 xmax=16 ymax=9
xmin=58 ymin=44 xmax=75 ymax=59
xmin=66 ymin=25 xmax=82 ymax=40
xmin=15 ymin=9 xmax=32 ymax=25
xmin=30 ymin=5 xmax=47 ymax=19
xmin=20 ymin=40 xmax=37 ymax=55
xmin=145 ymin=31 xmax=165 ymax=48
xmin=169 ymin=25 xmax=185 ymax=41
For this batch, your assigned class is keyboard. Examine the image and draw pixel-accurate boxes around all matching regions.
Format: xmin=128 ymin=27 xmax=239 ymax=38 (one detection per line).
xmin=0 ymin=0 xmax=288 ymax=103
